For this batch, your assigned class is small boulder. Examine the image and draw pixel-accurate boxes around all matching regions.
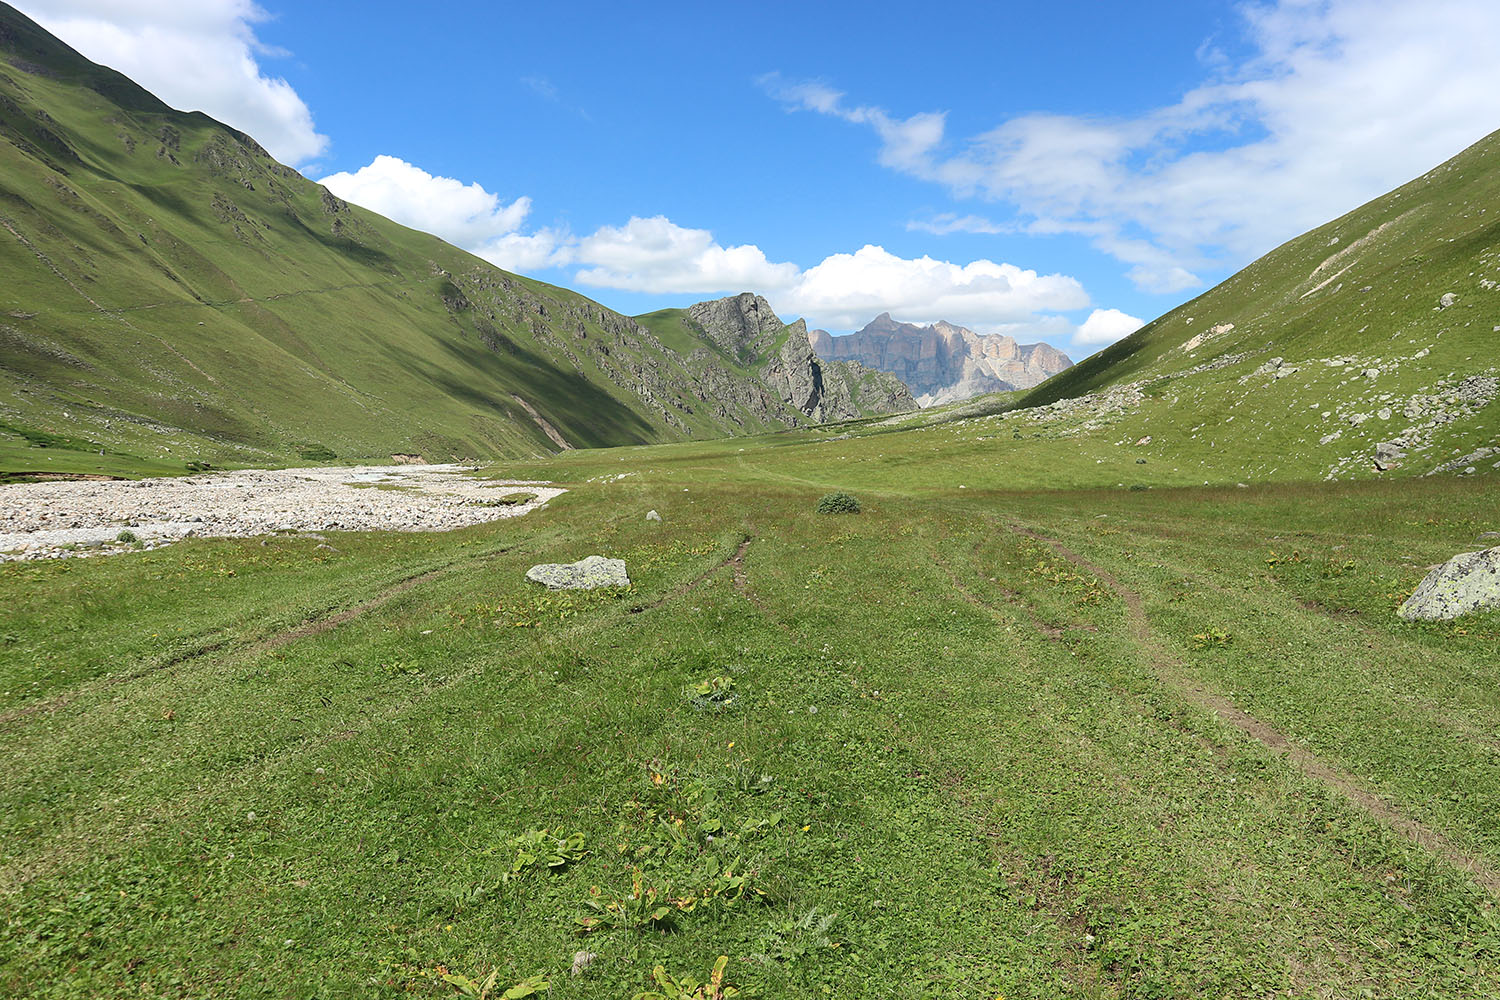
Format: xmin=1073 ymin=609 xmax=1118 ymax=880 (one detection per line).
xmin=1374 ymin=441 xmax=1405 ymax=470
xmin=645 ymin=509 xmax=662 ymax=522
xmin=1439 ymin=292 xmax=1457 ymax=309
xmin=1398 ymin=546 xmax=1500 ymax=620
xmin=526 ymin=555 xmax=629 ymax=590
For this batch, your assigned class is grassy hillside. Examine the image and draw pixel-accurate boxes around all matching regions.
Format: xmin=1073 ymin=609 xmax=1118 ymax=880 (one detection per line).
xmin=1012 ymin=127 xmax=1500 ymax=484
xmin=0 ymin=5 xmax=869 ymax=480
xmin=3 ymin=424 xmax=1498 ymax=997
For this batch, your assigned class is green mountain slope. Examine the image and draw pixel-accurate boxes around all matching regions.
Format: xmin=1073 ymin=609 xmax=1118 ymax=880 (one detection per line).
xmin=0 ymin=5 xmax=903 ymax=479
xmin=635 ymin=293 xmax=915 ymax=429
xmin=1011 ymin=126 xmax=1500 ymax=482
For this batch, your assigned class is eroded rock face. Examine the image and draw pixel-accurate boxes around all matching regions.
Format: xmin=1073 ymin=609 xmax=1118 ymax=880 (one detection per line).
xmin=808 ymin=313 xmax=1072 ymax=406
xmin=1398 ymin=546 xmax=1500 ymax=620
xmin=686 ymin=294 xmax=916 ymax=422
xmin=526 ymin=555 xmax=629 ymax=590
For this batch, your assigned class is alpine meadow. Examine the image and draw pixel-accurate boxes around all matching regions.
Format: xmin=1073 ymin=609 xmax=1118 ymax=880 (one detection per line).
xmin=2 ymin=3 xmax=1500 ymax=999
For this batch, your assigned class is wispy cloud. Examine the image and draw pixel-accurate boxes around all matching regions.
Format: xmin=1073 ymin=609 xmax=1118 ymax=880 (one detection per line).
xmin=907 ymin=214 xmax=1012 ymax=236
xmin=764 ymin=0 xmax=1500 ymax=293
xmin=519 ymin=74 xmax=590 ymax=120
xmin=520 ymin=75 xmax=559 ymax=102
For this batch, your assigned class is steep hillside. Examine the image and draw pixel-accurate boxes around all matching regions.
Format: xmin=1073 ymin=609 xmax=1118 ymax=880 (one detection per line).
xmin=1011 ymin=126 xmax=1500 ymax=482
xmin=0 ymin=5 xmax=884 ymax=478
xmin=810 ymin=313 xmax=1072 ymax=406
xmin=635 ymin=293 xmax=915 ymax=426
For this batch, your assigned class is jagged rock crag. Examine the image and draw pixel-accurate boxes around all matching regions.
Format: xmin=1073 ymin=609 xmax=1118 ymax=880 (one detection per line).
xmin=810 ymin=313 xmax=1072 ymax=407
xmin=685 ymin=294 xmax=916 ymax=423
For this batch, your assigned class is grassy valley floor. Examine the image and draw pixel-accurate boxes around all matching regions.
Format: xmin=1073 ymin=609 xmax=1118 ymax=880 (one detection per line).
xmin=2 ymin=431 xmax=1499 ymax=998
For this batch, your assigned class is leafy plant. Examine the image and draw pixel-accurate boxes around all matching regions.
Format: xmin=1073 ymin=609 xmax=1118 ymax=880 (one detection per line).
xmin=1191 ymin=630 xmax=1233 ymax=649
xmin=815 ymin=491 xmax=861 ymax=514
xmin=508 ymin=828 xmax=587 ymax=877
xmin=729 ymin=762 xmax=774 ymax=795
xmin=115 ymin=530 xmax=138 ymax=543
xmin=688 ymin=675 xmax=738 ymax=712
xmin=753 ymin=907 xmax=840 ymax=964
xmin=633 ymin=955 xmax=740 ymax=1000
xmin=441 ymin=969 xmax=550 ymax=999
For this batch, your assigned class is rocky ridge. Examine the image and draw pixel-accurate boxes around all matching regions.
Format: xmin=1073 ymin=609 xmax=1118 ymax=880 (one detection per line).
xmin=682 ymin=294 xmax=917 ymax=424
xmin=809 ymin=314 xmax=1073 ymax=406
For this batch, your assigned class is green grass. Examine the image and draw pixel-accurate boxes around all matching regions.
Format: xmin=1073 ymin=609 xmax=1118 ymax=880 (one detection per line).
xmin=5 ymin=7 xmax=1500 ymax=997
xmin=0 ymin=5 xmax=873 ymax=478
xmin=4 ymin=425 xmax=1500 ymax=998
xmin=1009 ymin=126 xmax=1500 ymax=486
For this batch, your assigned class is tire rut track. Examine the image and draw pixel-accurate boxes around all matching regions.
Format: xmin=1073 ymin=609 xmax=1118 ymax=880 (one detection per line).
xmin=0 ymin=555 xmax=493 ymax=729
xmin=1005 ymin=519 xmax=1500 ymax=898
xmin=630 ymin=535 xmax=756 ymax=614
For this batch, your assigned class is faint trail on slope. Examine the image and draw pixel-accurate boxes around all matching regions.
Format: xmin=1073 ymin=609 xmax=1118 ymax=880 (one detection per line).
xmin=0 ymin=555 xmax=490 ymax=730
xmin=630 ymin=535 xmax=755 ymax=614
xmin=729 ymin=535 xmax=767 ymax=611
xmin=1 ymin=213 xmax=222 ymax=386
xmin=1005 ymin=520 xmax=1500 ymax=899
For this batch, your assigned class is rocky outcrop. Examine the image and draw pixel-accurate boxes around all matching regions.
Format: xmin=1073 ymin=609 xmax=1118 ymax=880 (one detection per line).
xmin=684 ymin=294 xmax=916 ymax=423
xmin=809 ymin=313 xmax=1072 ymax=407
xmin=526 ymin=555 xmax=630 ymax=590
xmin=687 ymin=293 xmax=785 ymax=361
xmin=1398 ymin=546 xmax=1500 ymax=620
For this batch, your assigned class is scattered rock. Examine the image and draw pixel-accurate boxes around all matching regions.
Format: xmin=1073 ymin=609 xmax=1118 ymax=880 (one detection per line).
xmin=645 ymin=509 xmax=662 ymax=522
xmin=0 ymin=465 xmax=564 ymax=562
xmin=1374 ymin=441 xmax=1406 ymax=470
xmin=1397 ymin=546 xmax=1500 ymax=620
xmin=1135 ymin=436 xmax=1151 ymax=446
xmin=526 ymin=555 xmax=629 ymax=590
xmin=571 ymin=951 xmax=597 ymax=977
xmin=1439 ymin=292 xmax=1458 ymax=309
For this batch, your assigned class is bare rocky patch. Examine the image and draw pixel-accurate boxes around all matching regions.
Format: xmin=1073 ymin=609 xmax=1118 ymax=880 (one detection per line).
xmin=0 ymin=463 xmax=564 ymax=561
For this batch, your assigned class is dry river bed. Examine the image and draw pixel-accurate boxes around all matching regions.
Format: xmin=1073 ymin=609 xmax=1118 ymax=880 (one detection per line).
xmin=0 ymin=464 xmax=564 ymax=561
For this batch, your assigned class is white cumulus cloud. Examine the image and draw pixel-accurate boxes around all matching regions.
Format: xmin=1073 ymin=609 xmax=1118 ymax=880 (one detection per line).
xmin=16 ymin=0 xmax=327 ymax=164
xmin=320 ymin=155 xmax=536 ymax=253
xmin=571 ymin=216 xmax=801 ymax=294
xmin=1074 ymin=308 xmax=1144 ymax=347
xmin=779 ymin=245 xmax=1087 ymax=332
xmin=767 ymin=0 xmax=1500 ymax=293
xmin=320 ymin=158 xmax=1095 ymax=341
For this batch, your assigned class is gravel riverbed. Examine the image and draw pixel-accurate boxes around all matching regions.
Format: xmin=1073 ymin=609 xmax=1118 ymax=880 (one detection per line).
xmin=0 ymin=464 xmax=565 ymax=561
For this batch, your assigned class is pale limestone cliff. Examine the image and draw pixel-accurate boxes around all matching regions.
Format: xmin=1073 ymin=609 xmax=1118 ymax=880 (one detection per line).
xmin=809 ymin=313 xmax=1072 ymax=406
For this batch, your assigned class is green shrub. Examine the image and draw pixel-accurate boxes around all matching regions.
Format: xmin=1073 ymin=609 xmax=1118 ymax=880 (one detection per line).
xmin=815 ymin=491 xmax=861 ymax=514
xmin=115 ymin=530 xmax=138 ymax=543
xmin=295 ymin=443 xmax=337 ymax=461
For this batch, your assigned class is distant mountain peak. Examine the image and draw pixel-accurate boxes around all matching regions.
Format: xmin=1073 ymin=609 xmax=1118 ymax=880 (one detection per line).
xmin=813 ymin=316 xmax=1071 ymax=407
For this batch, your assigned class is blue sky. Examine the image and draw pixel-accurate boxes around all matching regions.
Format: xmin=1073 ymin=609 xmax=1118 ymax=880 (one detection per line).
xmin=17 ymin=1 xmax=1500 ymax=355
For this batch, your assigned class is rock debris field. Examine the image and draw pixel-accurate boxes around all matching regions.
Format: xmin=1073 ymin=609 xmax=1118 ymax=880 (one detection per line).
xmin=0 ymin=464 xmax=565 ymax=562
